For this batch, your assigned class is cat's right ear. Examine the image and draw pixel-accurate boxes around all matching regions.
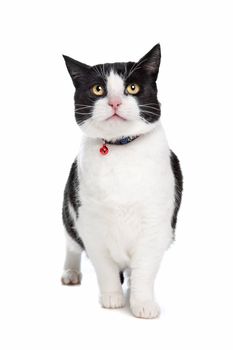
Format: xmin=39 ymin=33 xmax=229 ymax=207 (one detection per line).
xmin=63 ymin=55 xmax=90 ymax=87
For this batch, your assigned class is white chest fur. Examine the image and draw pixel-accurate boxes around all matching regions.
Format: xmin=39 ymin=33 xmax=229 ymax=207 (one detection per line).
xmin=76 ymin=122 xmax=174 ymax=267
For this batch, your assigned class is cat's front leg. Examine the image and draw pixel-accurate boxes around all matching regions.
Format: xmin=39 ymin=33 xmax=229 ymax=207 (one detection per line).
xmin=129 ymin=228 xmax=171 ymax=319
xmin=89 ymin=250 xmax=125 ymax=309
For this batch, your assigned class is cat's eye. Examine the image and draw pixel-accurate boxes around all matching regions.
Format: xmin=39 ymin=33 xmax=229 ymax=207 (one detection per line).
xmin=92 ymin=84 xmax=105 ymax=96
xmin=126 ymin=83 xmax=140 ymax=95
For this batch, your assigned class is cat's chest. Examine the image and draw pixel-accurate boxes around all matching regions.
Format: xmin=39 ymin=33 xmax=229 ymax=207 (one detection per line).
xmin=78 ymin=133 xmax=171 ymax=205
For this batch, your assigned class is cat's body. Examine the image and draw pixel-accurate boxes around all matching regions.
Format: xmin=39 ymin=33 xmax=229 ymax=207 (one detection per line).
xmin=61 ymin=45 xmax=183 ymax=318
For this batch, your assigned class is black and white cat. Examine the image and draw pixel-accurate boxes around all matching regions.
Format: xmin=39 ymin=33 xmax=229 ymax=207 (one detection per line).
xmin=61 ymin=44 xmax=183 ymax=319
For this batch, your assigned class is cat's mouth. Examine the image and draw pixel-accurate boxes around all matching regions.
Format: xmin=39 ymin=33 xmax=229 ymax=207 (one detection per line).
xmin=106 ymin=113 xmax=127 ymax=121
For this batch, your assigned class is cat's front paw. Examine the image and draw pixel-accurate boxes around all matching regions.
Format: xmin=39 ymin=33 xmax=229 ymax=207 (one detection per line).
xmin=61 ymin=269 xmax=82 ymax=285
xmin=101 ymin=292 xmax=125 ymax=309
xmin=130 ymin=299 xmax=160 ymax=319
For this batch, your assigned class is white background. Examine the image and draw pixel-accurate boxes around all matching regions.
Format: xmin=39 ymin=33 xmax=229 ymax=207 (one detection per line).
xmin=1 ymin=0 xmax=233 ymax=349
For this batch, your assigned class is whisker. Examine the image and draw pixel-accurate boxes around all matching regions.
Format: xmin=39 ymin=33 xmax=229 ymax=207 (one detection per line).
xmin=124 ymin=63 xmax=127 ymax=78
xmin=87 ymin=96 xmax=95 ymax=102
xmin=140 ymin=110 xmax=160 ymax=117
xmin=76 ymin=119 xmax=85 ymax=126
xmin=139 ymin=105 xmax=160 ymax=111
xmin=126 ymin=58 xmax=148 ymax=79
xmin=75 ymin=106 xmax=92 ymax=111
xmin=101 ymin=64 xmax=106 ymax=80
xmin=92 ymin=65 xmax=106 ymax=81
xmin=139 ymin=116 xmax=150 ymax=124
xmin=75 ymin=103 xmax=92 ymax=107
xmin=75 ymin=112 xmax=93 ymax=115
xmin=98 ymin=65 xmax=103 ymax=79
xmin=139 ymin=103 xmax=159 ymax=106
xmin=140 ymin=110 xmax=160 ymax=116
xmin=92 ymin=66 xmax=100 ymax=76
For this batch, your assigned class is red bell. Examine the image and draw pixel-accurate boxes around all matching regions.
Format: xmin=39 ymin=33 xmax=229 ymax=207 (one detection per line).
xmin=100 ymin=145 xmax=109 ymax=155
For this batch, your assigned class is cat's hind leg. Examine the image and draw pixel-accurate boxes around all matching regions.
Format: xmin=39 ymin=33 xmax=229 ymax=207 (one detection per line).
xmin=61 ymin=237 xmax=82 ymax=285
xmin=62 ymin=159 xmax=84 ymax=285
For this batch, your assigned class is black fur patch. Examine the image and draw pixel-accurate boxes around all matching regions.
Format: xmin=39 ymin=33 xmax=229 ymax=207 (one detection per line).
xmin=62 ymin=160 xmax=85 ymax=249
xmin=170 ymin=151 xmax=183 ymax=234
xmin=120 ymin=271 xmax=124 ymax=285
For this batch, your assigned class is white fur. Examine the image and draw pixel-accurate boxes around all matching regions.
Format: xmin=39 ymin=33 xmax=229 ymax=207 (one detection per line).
xmin=63 ymin=72 xmax=175 ymax=318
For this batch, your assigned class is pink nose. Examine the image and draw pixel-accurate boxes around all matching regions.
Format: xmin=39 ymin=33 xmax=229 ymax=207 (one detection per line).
xmin=108 ymin=99 xmax=122 ymax=109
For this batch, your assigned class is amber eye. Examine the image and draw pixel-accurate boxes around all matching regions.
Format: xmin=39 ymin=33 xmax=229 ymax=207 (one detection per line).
xmin=126 ymin=83 xmax=140 ymax=95
xmin=92 ymin=84 xmax=105 ymax=96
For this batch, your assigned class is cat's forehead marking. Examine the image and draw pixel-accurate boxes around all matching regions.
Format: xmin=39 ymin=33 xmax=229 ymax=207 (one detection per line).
xmin=106 ymin=70 xmax=125 ymax=97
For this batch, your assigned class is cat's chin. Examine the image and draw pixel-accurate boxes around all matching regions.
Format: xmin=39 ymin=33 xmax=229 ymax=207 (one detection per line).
xmin=105 ymin=114 xmax=127 ymax=121
xmin=79 ymin=119 xmax=157 ymax=140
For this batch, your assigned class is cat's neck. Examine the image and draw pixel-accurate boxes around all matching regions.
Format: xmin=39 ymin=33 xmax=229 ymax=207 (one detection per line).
xmin=103 ymin=135 xmax=139 ymax=145
xmin=80 ymin=121 xmax=167 ymax=150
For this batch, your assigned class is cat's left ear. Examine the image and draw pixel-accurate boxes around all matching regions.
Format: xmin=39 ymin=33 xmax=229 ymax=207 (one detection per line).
xmin=63 ymin=55 xmax=90 ymax=87
xmin=138 ymin=44 xmax=161 ymax=80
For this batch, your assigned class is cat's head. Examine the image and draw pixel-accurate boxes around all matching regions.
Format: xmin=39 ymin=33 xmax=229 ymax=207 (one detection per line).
xmin=63 ymin=44 xmax=161 ymax=140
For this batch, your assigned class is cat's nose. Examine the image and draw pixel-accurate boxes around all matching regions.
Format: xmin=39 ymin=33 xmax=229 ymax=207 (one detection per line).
xmin=108 ymin=98 xmax=122 ymax=109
